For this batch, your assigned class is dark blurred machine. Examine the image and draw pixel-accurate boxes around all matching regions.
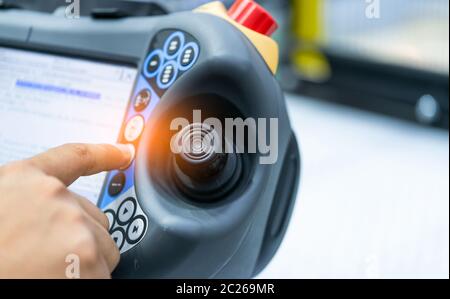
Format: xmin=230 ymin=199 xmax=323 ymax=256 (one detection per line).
xmin=2 ymin=0 xmax=448 ymax=129
xmin=0 ymin=0 xmax=234 ymax=15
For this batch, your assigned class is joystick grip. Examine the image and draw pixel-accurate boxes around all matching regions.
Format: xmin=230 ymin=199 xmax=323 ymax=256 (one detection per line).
xmin=173 ymin=123 xmax=241 ymax=202
xmin=175 ymin=123 xmax=227 ymax=180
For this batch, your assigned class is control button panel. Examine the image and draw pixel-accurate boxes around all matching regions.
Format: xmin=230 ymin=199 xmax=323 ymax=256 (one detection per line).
xmin=99 ymin=29 xmax=200 ymax=253
xmin=99 ymin=77 xmax=158 ymax=210
xmin=104 ymin=187 xmax=148 ymax=254
xmin=142 ymin=30 xmax=200 ymax=96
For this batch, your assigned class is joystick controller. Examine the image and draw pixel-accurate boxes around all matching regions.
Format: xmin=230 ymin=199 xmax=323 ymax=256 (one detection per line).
xmin=0 ymin=0 xmax=301 ymax=278
xmin=93 ymin=0 xmax=301 ymax=278
xmin=172 ymin=123 xmax=241 ymax=202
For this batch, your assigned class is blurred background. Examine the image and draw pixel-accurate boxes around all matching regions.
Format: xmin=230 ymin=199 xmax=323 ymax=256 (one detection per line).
xmin=4 ymin=0 xmax=448 ymax=127
xmin=1 ymin=0 xmax=448 ymax=278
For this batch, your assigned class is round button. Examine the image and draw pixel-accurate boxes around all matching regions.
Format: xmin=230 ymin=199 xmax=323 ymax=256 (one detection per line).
xmin=143 ymin=50 xmax=164 ymax=78
xmin=157 ymin=61 xmax=178 ymax=89
xmin=126 ymin=216 xmax=147 ymax=244
xmin=178 ymin=42 xmax=199 ymax=71
xmin=117 ymin=197 xmax=137 ymax=225
xmin=124 ymin=115 xmax=145 ymax=142
xmin=134 ymin=89 xmax=152 ymax=112
xmin=163 ymin=32 xmax=184 ymax=59
xmin=111 ymin=228 xmax=125 ymax=250
xmin=108 ymin=172 xmax=126 ymax=196
xmin=104 ymin=209 xmax=116 ymax=231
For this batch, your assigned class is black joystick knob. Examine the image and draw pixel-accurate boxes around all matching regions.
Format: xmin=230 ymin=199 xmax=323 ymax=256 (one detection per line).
xmin=172 ymin=123 xmax=241 ymax=201
xmin=175 ymin=123 xmax=227 ymax=180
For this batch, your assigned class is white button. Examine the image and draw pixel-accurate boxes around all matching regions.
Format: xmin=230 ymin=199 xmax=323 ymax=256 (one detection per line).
xmin=127 ymin=216 xmax=147 ymax=244
xmin=111 ymin=228 xmax=125 ymax=250
xmin=124 ymin=115 xmax=145 ymax=142
xmin=117 ymin=198 xmax=136 ymax=225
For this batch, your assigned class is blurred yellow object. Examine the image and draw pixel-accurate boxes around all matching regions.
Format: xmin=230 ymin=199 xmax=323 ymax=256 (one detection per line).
xmin=292 ymin=0 xmax=323 ymax=42
xmin=291 ymin=0 xmax=331 ymax=82
xmin=292 ymin=48 xmax=330 ymax=82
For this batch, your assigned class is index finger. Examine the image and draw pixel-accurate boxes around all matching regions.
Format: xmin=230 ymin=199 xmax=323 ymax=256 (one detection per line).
xmin=28 ymin=143 xmax=134 ymax=185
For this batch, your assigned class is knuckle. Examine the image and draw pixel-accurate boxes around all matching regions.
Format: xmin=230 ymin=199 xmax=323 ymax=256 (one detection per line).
xmin=73 ymin=230 xmax=99 ymax=268
xmin=55 ymin=204 xmax=100 ymax=268
xmin=58 ymin=203 xmax=86 ymax=224
xmin=71 ymin=143 xmax=90 ymax=159
xmin=70 ymin=210 xmax=88 ymax=225
xmin=42 ymin=177 xmax=66 ymax=198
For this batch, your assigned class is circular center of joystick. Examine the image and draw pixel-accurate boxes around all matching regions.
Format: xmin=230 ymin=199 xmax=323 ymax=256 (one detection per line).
xmin=176 ymin=123 xmax=227 ymax=180
xmin=172 ymin=123 xmax=241 ymax=202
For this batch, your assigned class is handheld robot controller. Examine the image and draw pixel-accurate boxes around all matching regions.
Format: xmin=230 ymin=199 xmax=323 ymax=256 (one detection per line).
xmin=92 ymin=0 xmax=300 ymax=278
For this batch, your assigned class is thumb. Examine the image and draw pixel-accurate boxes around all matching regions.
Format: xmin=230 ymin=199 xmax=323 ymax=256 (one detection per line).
xmin=27 ymin=143 xmax=134 ymax=185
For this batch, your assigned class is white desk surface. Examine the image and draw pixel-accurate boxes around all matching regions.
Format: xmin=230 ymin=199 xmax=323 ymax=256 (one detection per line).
xmin=258 ymin=94 xmax=449 ymax=279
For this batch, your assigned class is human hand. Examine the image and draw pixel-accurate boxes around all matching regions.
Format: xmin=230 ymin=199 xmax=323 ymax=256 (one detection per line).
xmin=0 ymin=143 xmax=134 ymax=278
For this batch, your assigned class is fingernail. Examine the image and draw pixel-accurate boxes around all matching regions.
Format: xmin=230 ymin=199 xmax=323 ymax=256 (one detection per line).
xmin=114 ymin=144 xmax=135 ymax=168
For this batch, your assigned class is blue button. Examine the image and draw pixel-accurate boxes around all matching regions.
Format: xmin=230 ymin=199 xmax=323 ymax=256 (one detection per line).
xmin=143 ymin=50 xmax=164 ymax=78
xmin=178 ymin=42 xmax=200 ymax=71
xmin=163 ymin=32 xmax=185 ymax=60
xmin=157 ymin=61 xmax=178 ymax=89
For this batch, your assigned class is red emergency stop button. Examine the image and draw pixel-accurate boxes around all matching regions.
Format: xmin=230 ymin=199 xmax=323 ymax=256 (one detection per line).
xmin=228 ymin=0 xmax=278 ymax=36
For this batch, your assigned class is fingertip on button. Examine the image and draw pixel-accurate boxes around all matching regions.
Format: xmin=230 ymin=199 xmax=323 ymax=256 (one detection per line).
xmin=114 ymin=143 xmax=135 ymax=169
xmin=121 ymin=144 xmax=135 ymax=170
